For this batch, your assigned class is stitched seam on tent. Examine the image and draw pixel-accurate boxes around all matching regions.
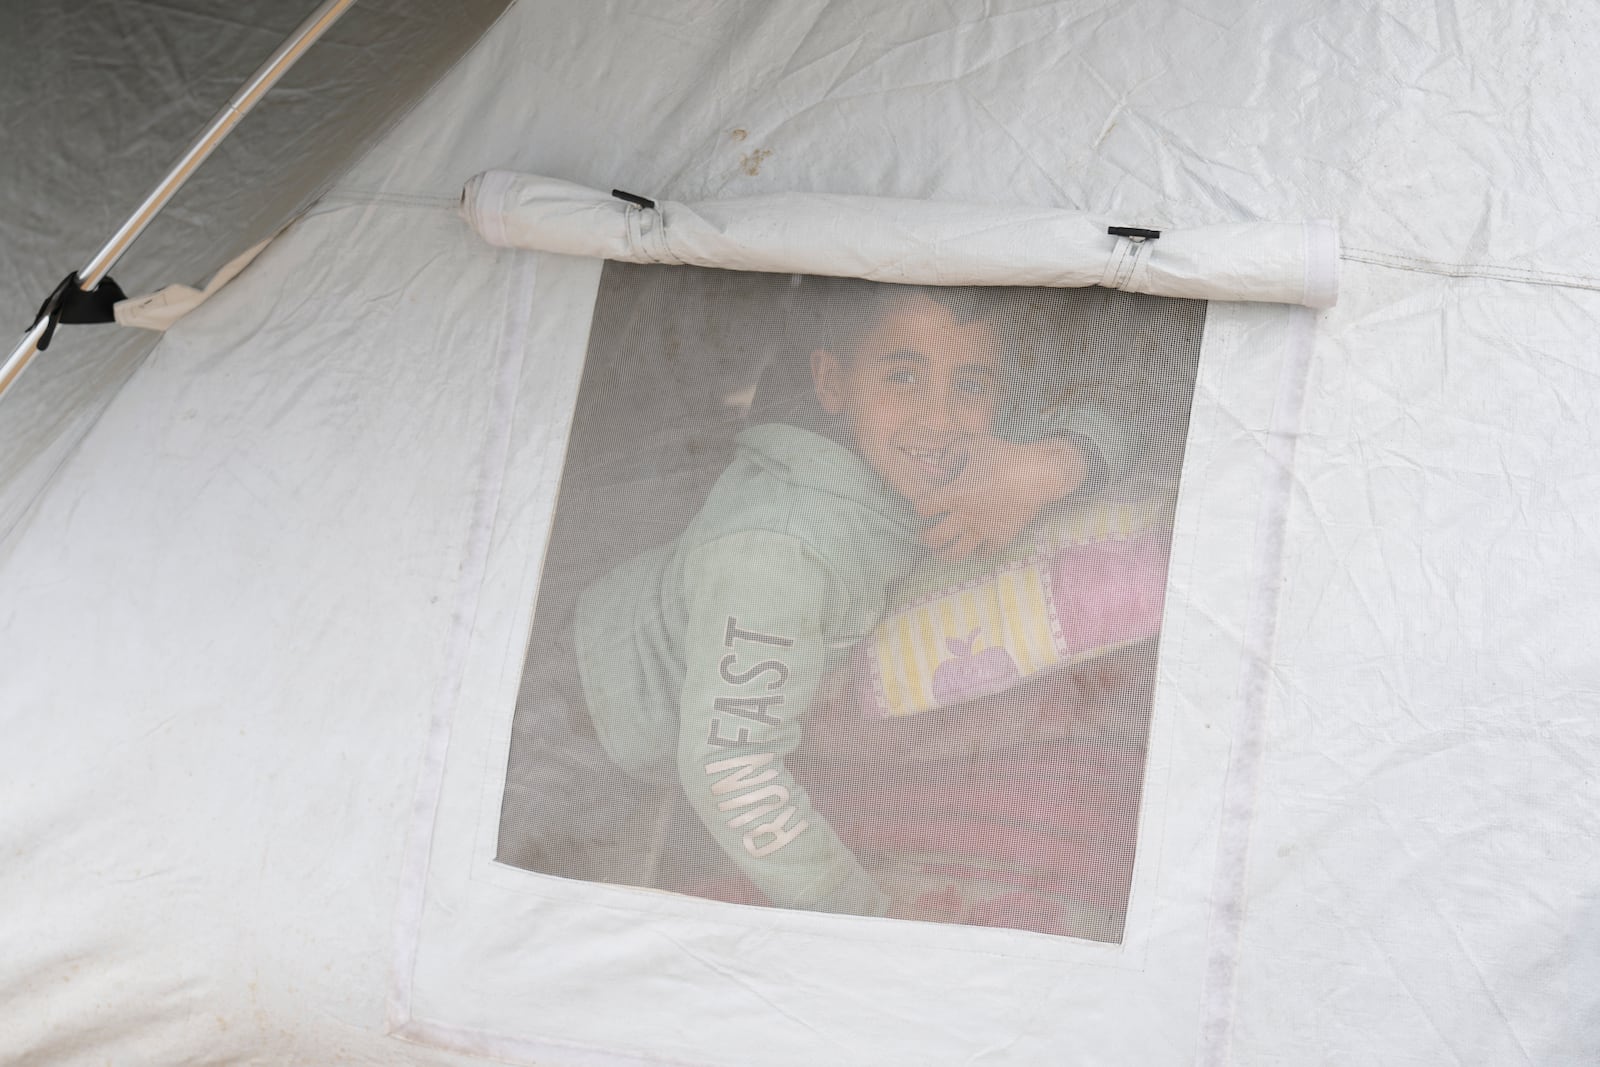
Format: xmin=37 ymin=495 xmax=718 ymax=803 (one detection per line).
xmin=1194 ymin=305 xmax=1315 ymax=1067
xmin=395 ymin=1015 xmax=719 ymax=1067
xmin=1342 ymin=247 xmax=1600 ymax=292
xmin=386 ymin=253 xmax=537 ymax=1032
xmin=316 ymin=189 xmax=461 ymax=211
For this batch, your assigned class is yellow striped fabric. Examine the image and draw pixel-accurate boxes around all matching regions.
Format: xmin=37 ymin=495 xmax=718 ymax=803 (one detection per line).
xmin=864 ymin=498 xmax=1165 ymax=718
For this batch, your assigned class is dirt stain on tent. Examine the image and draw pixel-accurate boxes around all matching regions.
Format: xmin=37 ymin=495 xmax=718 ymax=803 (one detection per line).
xmin=740 ymin=147 xmax=773 ymax=176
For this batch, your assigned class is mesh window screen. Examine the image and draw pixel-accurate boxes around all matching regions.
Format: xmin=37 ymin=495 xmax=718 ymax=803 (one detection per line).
xmin=498 ymin=264 xmax=1204 ymax=942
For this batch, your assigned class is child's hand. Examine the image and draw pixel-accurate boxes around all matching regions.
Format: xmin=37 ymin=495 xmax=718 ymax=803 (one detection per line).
xmin=913 ymin=435 xmax=1088 ymax=561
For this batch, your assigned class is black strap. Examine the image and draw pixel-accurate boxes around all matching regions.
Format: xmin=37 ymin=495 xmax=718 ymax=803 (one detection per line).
xmin=1108 ymin=225 xmax=1162 ymax=241
xmin=611 ymin=188 xmax=656 ymax=210
xmin=29 ymin=271 xmax=127 ymax=352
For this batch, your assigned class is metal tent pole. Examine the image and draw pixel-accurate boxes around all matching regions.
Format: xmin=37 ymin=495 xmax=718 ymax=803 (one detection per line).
xmin=0 ymin=0 xmax=360 ymax=406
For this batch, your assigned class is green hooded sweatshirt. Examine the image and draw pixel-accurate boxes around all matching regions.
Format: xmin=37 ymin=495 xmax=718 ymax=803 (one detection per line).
xmin=575 ymin=407 xmax=1131 ymax=917
xmin=575 ymin=422 xmax=922 ymax=916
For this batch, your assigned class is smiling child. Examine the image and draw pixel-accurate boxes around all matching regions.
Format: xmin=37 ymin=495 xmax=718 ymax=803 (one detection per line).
xmin=504 ymin=281 xmax=1128 ymax=918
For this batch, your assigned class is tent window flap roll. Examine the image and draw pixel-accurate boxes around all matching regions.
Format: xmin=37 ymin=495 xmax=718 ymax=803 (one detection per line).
xmin=460 ymin=170 xmax=1340 ymax=309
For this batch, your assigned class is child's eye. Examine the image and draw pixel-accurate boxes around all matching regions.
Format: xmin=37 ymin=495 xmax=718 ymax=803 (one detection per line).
xmin=955 ymin=377 xmax=994 ymax=398
xmin=886 ymin=369 xmax=918 ymax=385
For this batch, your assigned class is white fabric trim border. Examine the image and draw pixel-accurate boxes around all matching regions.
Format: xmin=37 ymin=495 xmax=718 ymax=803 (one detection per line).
xmin=1194 ymin=305 xmax=1318 ymax=1065
xmin=386 ymin=251 xmax=539 ymax=1035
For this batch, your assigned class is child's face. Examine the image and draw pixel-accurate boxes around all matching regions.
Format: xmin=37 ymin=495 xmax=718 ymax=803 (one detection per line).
xmin=811 ymin=293 xmax=1003 ymax=500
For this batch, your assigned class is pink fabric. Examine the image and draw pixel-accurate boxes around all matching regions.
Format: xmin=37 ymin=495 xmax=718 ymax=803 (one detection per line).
xmin=682 ymin=651 xmax=1157 ymax=938
xmin=678 ymin=541 xmax=1166 ymax=935
xmin=1051 ymin=535 xmax=1170 ymax=657
xmin=818 ymin=749 xmax=1143 ymax=911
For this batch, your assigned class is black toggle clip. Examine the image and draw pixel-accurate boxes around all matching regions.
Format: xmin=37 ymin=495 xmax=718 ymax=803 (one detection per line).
xmin=1108 ymin=225 xmax=1162 ymax=242
xmin=29 ymin=271 xmax=128 ymax=352
xmin=611 ymin=188 xmax=657 ymax=210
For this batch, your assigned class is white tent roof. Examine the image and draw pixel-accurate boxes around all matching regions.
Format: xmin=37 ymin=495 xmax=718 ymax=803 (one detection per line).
xmin=3 ymin=1 xmax=1597 ymax=1064
xmin=0 ymin=0 xmax=508 ymax=539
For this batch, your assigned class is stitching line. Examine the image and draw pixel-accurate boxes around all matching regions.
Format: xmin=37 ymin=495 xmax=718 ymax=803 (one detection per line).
xmin=1342 ymin=247 xmax=1600 ymax=293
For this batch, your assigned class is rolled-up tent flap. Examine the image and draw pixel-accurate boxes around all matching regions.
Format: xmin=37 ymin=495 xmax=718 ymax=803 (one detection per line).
xmin=461 ymin=170 xmax=1340 ymax=308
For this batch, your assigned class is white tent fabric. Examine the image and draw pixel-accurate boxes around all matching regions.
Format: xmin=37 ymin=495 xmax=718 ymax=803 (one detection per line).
xmin=4 ymin=1 xmax=1599 ymax=1064
xmin=0 ymin=0 xmax=508 ymax=541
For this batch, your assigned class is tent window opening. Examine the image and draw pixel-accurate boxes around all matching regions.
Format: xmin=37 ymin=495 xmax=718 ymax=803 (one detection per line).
xmin=497 ymin=263 xmax=1204 ymax=942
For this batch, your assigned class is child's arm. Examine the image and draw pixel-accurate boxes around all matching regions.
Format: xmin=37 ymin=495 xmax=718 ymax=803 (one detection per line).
xmin=914 ymin=435 xmax=1088 ymax=561
xmin=674 ymin=532 xmax=890 ymax=917
xmin=914 ymin=402 xmax=1133 ymax=561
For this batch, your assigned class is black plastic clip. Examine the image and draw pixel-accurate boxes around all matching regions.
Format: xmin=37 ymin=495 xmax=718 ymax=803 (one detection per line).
xmin=1108 ymin=226 xmax=1161 ymax=241
xmin=29 ymin=271 xmax=127 ymax=352
xmin=611 ymin=188 xmax=656 ymax=210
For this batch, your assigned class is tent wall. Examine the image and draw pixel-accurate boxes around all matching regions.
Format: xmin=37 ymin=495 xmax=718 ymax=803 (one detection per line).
xmin=0 ymin=0 xmax=512 ymax=542
xmin=2 ymin=0 xmax=1597 ymax=1063
xmin=1240 ymin=268 xmax=1600 ymax=1064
